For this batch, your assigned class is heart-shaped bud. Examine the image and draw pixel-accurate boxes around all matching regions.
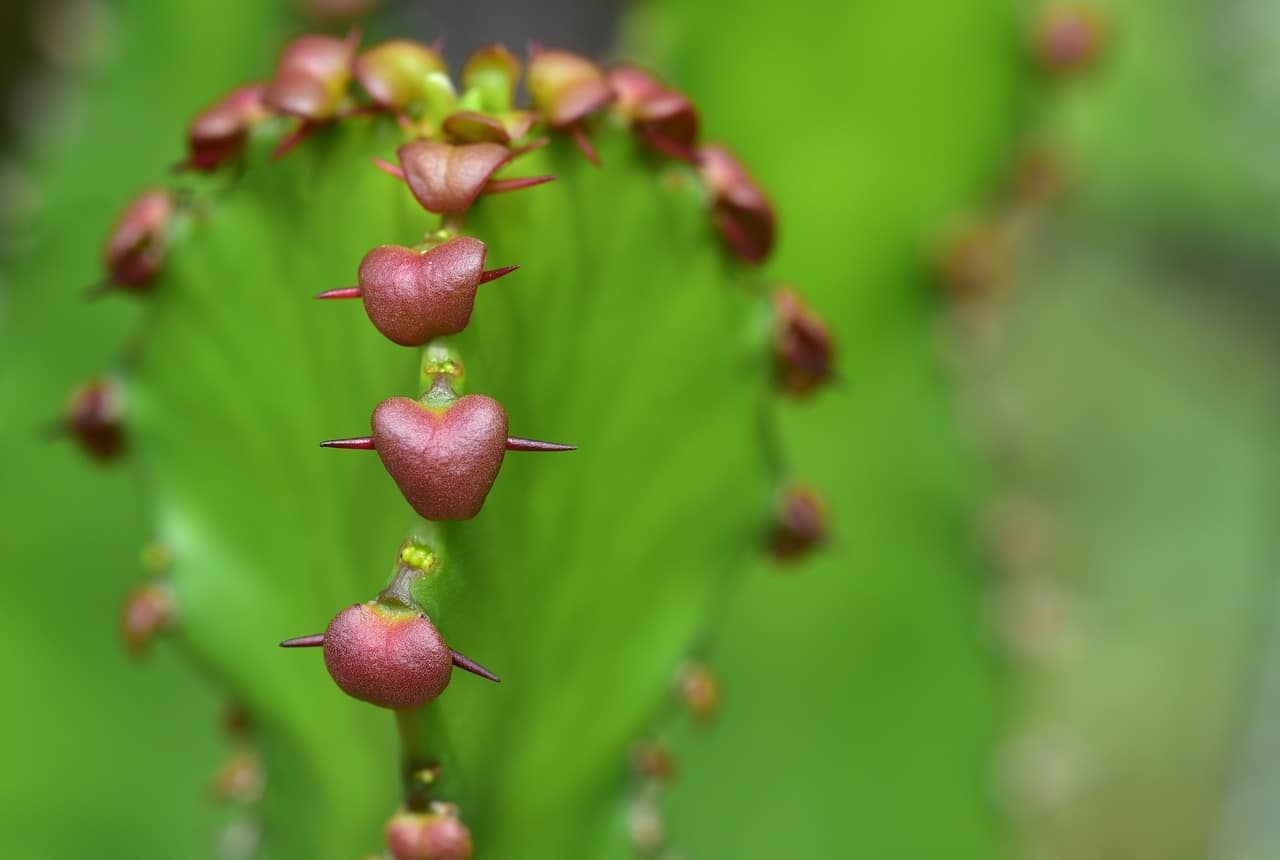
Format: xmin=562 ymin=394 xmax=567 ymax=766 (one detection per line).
xmin=264 ymin=33 xmax=356 ymax=121
xmin=397 ymin=141 xmax=513 ymax=214
xmin=773 ymin=288 xmax=834 ymax=396
xmin=1034 ymin=3 xmax=1105 ymax=75
xmin=386 ymin=803 xmax=473 ymax=860
xmin=527 ymin=48 xmax=614 ymax=128
xmin=324 ymin=602 xmax=454 ymax=709
xmin=372 ymin=394 xmax=508 ymax=520
xmin=697 ymin=145 xmax=776 ymax=263
xmin=351 ymin=238 xmax=502 ymax=346
xmin=63 ymin=377 xmax=125 ymax=460
xmin=769 ymin=484 xmax=828 ymax=561
xmin=441 ymin=111 xmax=511 ymax=145
xmin=121 ymin=580 xmax=174 ymax=656
xmin=104 ymin=190 xmax=173 ymax=290
xmin=675 ymin=662 xmax=719 ymax=724
xmin=610 ymin=66 xmax=698 ymax=161
xmin=354 ymin=39 xmax=450 ymax=114
xmin=186 ymin=84 xmax=267 ymax=171
xmin=463 ymin=44 xmax=521 ymax=113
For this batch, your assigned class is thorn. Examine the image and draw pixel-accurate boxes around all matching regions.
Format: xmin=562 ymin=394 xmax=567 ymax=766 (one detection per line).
xmin=271 ymin=121 xmax=313 ymax=161
xmin=478 ymin=265 xmax=519 ymax=285
xmin=570 ymin=124 xmax=601 ymax=166
xmin=482 ymin=175 xmax=556 ymax=195
xmin=320 ymin=436 xmax=376 ymax=449
xmin=511 ymin=137 xmax=550 ymax=157
xmin=506 ymin=436 xmax=576 ymax=452
xmin=314 ymin=286 xmax=362 ymax=300
xmin=451 ymin=649 xmax=500 ymax=683
xmin=280 ymin=633 xmax=325 ymax=648
xmin=372 ymin=157 xmax=407 ymax=181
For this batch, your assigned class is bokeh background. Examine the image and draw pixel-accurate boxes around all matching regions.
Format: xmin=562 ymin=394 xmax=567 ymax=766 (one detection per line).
xmin=3 ymin=1 xmax=1279 ymax=858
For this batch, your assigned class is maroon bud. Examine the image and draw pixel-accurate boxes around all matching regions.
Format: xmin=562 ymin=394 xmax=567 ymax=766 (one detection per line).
xmin=1034 ymin=3 xmax=1105 ymax=75
xmin=697 ymin=145 xmax=775 ymax=263
xmin=263 ymin=33 xmax=356 ymax=121
xmin=526 ymin=48 xmax=614 ymax=128
xmin=386 ymin=803 xmax=473 ymax=860
xmin=938 ymin=221 xmax=1010 ymax=300
xmin=324 ymin=602 xmax=454 ymax=709
xmin=63 ymin=377 xmax=125 ymax=460
xmin=347 ymin=238 xmax=501 ymax=346
xmin=397 ymin=141 xmax=527 ymax=214
xmin=121 ymin=580 xmax=174 ymax=656
xmin=186 ymin=84 xmax=267 ymax=171
xmin=609 ymin=65 xmax=698 ymax=161
xmin=631 ymin=739 xmax=678 ymax=782
xmin=353 ymin=39 xmax=449 ymax=114
xmin=675 ymin=662 xmax=719 ymax=724
xmin=769 ymin=484 xmax=828 ymax=561
xmin=371 ymin=394 xmax=509 ymax=520
xmin=104 ymin=190 xmax=173 ymax=290
xmin=209 ymin=751 xmax=265 ymax=804
xmin=773 ymin=288 xmax=835 ymax=396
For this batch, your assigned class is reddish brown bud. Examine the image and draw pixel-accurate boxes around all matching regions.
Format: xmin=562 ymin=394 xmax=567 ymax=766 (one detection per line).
xmin=386 ymin=803 xmax=473 ymax=860
xmin=104 ymin=190 xmax=173 ymax=290
xmin=697 ymin=145 xmax=775 ymax=263
xmin=769 ymin=484 xmax=828 ymax=561
xmin=397 ymin=141 xmax=521 ymax=214
xmin=631 ymin=739 xmax=678 ymax=782
xmin=209 ymin=751 xmax=265 ymax=804
xmin=353 ymin=39 xmax=449 ymax=114
xmin=263 ymin=33 xmax=356 ymax=121
xmin=324 ymin=602 xmax=454 ymax=709
xmin=372 ymin=395 xmax=509 ymax=520
xmin=1034 ymin=3 xmax=1105 ymax=75
xmin=186 ymin=84 xmax=267 ymax=171
xmin=938 ymin=221 xmax=1011 ymax=301
xmin=347 ymin=238 xmax=501 ymax=346
xmin=526 ymin=48 xmax=614 ymax=128
xmin=62 ymin=377 xmax=125 ymax=460
xmin=773 ymin=288 xmax=835 ymax=396
xmin=121 ymin=581 xmax=174 ymax=656
xmin=676 ymin=662 xmax=719 ymax=724
xmin=609 ymin=66 xmax=698 ymax=161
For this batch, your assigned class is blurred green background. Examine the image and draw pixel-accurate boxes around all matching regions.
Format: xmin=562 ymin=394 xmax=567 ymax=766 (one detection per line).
xmin=3 ymin=1 xmax=1278 ymax=858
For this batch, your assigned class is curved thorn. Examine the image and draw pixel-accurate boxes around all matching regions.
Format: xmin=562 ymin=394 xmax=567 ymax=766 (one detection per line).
xmin=372 ymin=157 xmax=406 ymax=181
xmin=315 ymin=286 xmax=362 ymax=300
xmin=320 ymin=436 xmax=376 ymax=450
xmin=506 ymin=436 xmax=577 ymax=452
xmin=451 ymin=649 xmax=500 ymax=683
xmin=478 ymin=265 xmax=519 ymax=285
xmin=512 ymin=137 xmax=550 ymax=157
xmin=570 ymin=124 xmax=601 ymax=166
xmin=280 ymin=634 xmax=326 ymax=648
xmin=271 ymin=121 xmax=312 ymax=161
xmin=483 ymin=175 xmax=556 ymax=195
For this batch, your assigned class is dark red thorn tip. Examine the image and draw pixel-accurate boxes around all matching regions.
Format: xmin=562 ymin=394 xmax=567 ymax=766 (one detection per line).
xmin=280 ymin=634 xmax=326 ymax=648
xmin=451 ymin=649 xmax=501 ymax=683
xmin=320 ymin=436 xmax=376 ymax=449
xmin=372 ymin=157 xmax=407 ymax=181
xmin=314 ymin=286 xmax=362 ymax=300
xmin=478 ymin=265 xmax=520 ymax=285
xmin=570 ymin=124 xmax=601 ymax=166
xmin=271 ymin=122 xmax=313 ymax=161
xmin=483 ymin=175 xmax=556 ymax=195
xmin=512 ymin=137 xmax=551 ymax=156
xmin=506 ymin=436 xmax=577 ymax=452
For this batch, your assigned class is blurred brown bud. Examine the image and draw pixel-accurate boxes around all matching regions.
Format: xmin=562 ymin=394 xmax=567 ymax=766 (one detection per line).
xmin=62 ymin=377 xmax=125 ymax=461
xmin=769 ymin=484 xmax=828 ymax=562
xmin=675 ymin=662 xmax=719 ymax=724
xmin=120 ymin=580 xmax=174 ymax=657
xmin=103 ymin=190 xmax=173 ymax=290
xmin=773 ymin=288 xmax=835 ymax=397
xmin=697 ymin=145 xmax=775 ymax=263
